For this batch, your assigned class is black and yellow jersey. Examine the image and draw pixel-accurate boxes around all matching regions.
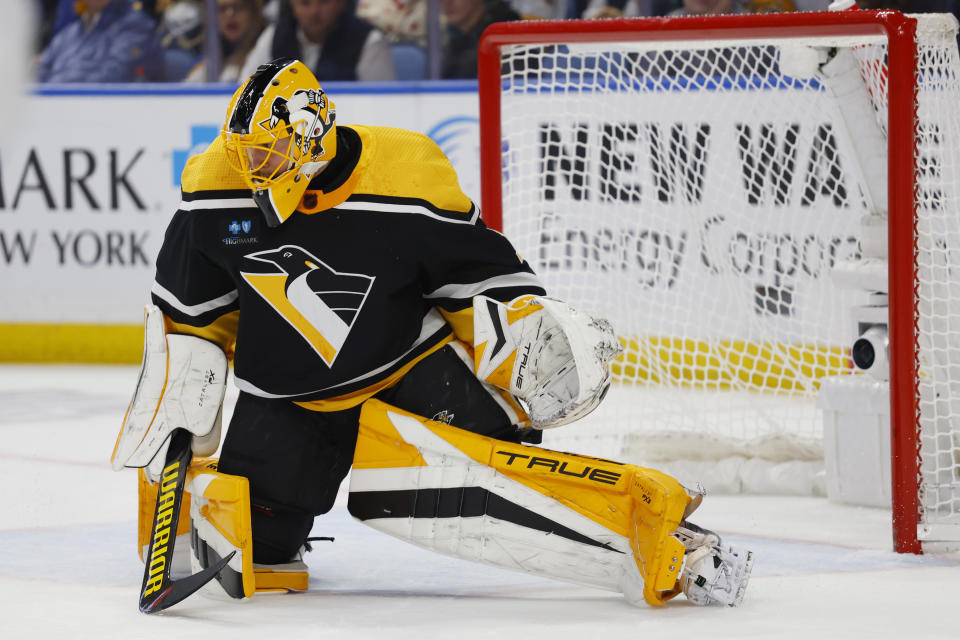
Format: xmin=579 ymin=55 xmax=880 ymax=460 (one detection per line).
xmin=151 ymin=125 xmax=545 ymax=411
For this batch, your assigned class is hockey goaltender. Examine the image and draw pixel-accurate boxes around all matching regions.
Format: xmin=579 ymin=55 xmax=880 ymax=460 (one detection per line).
xmin=110 ymin=57 xmax=752 ymax=613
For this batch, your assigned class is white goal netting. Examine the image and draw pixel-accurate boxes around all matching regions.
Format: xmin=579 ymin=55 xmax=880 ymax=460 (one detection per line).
xmin=488 ymin=13 xmax=960 ymax=543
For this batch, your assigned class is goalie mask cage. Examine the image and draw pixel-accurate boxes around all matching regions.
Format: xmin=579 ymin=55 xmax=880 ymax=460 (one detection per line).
xmin=477 ymin=10 xmax=960 ymax=554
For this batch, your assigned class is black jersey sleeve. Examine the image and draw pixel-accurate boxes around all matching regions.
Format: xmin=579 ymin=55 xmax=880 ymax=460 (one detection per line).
xmin=418 ymin=204 xmax=547 ymax=313
xmin=150 ymin=209 xmax=241 ymax=335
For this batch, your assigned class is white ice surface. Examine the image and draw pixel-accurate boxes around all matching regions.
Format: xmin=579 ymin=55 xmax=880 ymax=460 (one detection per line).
xmin=1 ymin=364 xmax=959 ymax=639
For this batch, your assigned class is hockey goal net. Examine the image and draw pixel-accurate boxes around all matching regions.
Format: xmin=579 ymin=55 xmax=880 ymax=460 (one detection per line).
xmin=478 ymin=10 xmax=960 ymax=553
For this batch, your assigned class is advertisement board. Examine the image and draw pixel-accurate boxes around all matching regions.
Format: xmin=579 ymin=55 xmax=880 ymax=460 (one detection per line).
xmin=0 ymin=83 xmax=480 ymax=360
xmin=499 ymin=87 xmax=868 ymax=343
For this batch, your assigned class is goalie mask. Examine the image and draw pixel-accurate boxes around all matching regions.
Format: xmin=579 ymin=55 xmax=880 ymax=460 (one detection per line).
xmin=223 ymin=58 xmax=337 ymax=227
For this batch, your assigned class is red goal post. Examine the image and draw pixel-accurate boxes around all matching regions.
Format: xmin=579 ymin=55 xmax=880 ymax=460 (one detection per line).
xmin=477 ymin=10 xmax=960 ymax=554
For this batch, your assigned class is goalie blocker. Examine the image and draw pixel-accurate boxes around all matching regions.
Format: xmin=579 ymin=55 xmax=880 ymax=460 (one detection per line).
xmin=112 ymin=305 xmax=228 ymax=480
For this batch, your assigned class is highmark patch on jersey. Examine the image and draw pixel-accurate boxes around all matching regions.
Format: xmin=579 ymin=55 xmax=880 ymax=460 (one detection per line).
xmin=240 ymin=245 xmax=375 ymax=367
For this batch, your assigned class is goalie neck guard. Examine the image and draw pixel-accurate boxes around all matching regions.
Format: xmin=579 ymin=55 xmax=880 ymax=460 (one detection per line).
xmin=223 ymin=58 xmax=337 ymax=227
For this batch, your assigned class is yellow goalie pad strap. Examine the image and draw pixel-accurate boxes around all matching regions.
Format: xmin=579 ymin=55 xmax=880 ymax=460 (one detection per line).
xmin=138 ymin=458 xmax=260 ymax=597
xmin=188 ymin=463 xmax=308 ymax=595
xmin=253 ymin=565 xmax=309 ymax=593
xmin=186 ymin=463 xmax=256 ymax=598
xmin=353 ymin=399 xmax=691 ymax=606
xmin=628 ymin=471 xmax=689 ymax=605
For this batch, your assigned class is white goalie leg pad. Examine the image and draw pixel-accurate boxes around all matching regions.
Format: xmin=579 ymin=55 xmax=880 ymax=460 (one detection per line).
xmin=112 ymin=304 xmax=228 ymax=481
xmin=350 ymin=408 xmax=634 ymax=594
xmin=350 ymin=401 xmax=703 ymax=607
xmin=473 ymin=296 xmax=622 ymax=428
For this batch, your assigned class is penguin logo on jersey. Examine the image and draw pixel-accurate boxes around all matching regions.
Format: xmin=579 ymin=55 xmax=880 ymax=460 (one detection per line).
xmin=240 ymin=245 xmax=374 ymax=367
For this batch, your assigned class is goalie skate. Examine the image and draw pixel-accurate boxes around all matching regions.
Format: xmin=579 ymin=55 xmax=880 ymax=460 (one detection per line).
xmin=675 ymin=525 xmax=753 ymax=607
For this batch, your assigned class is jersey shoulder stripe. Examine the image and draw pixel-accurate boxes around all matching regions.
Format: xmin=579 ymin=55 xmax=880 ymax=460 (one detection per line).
xmin=179 ymin=195 xmax=258 ymax=212
xmin=349 ymin=125 xmax=473 ymax=216
xmin=336 ymin=194 xmax=480 ymax=225
xmin=423 ymin=272 xmax=545 ymax=302
xmin=152 ymin=280 xmax=239 ymax=318
xmin=181 ymin=188 xmax=252 ymax=202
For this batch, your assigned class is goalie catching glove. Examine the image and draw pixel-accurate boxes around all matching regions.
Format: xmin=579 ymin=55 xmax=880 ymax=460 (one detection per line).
xmin=473 ymin=295 xmax=622 ymax=428
xmin=112 ymin=304 xmax=229 ymax=482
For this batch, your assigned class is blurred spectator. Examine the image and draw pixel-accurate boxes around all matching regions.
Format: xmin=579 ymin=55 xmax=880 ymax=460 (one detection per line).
xmin=580 ymin=0 xmax=803 ymax=16
xmin=785 ymin=0 xmax=827 ymax=8
xmin=355 ymin=0 xmax=427 ymax=80
xmin=35 ymin=0 xmax=164 ymax=82
xmin=261 ymin=0 xmax=282 ymax=21
xmin=357 ymin=0 xmax=426 ymax=46
xmin=36 ymin=0 xmax=161 ymax=52
xmin=741 ymin=0 xmax=797 ymax=11
xmin=36 ymin=0 xmax=65 ymax=52
xmin=666 ymin=0 xmax=741 ymax=14
xmin=442 ymin=0 xmax=520 ymax=79
xmin=158 ymin=0 xmax=206 ymax=81
xmin=185 ymin=0 xmax=267 ymax=82
xmin=241 ymin=0 xmax=396 ymax=81
xmin=508 ymin=0 xmax=570 ymax=19
xmin=578 ymin=0 xmax=670 ymax=17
